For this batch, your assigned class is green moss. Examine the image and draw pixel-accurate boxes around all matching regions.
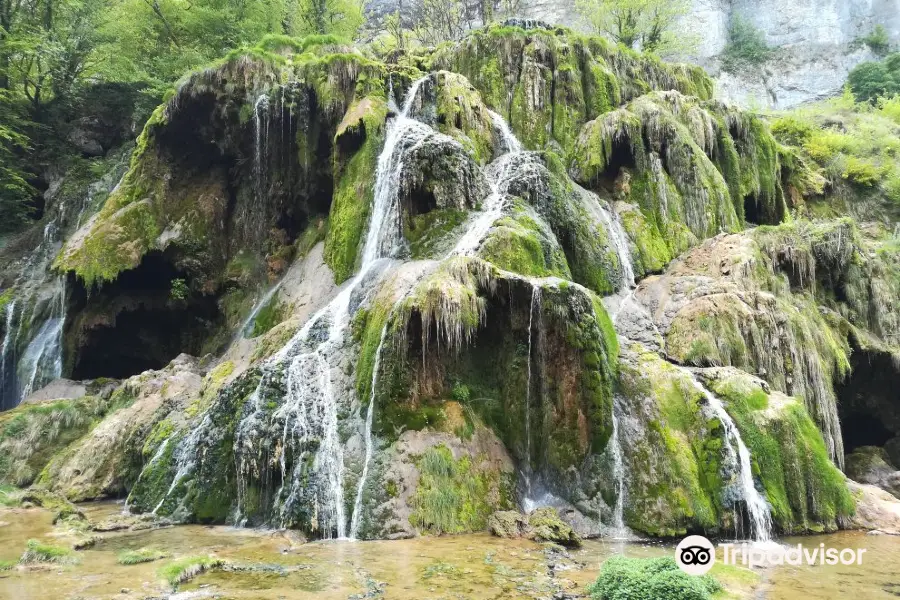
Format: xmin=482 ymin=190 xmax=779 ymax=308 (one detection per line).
xmin=0 ymin=396 xmax=103 ymax=487
xmin=410 ymin=444 xmax=505 ymax=535
xmin=432 ymin=71 xmax=494 ymax=164
xmin=708 ymin=374 xmax=854 ymax=533
xmin=324 ymin=97 xmax=389 ymax=283
xmin=617 ymin=348 xmax=722 ymax=536
xmin=404 ymin=208 xmax=468 ymax=259
xmin=478 ymin=203 xmax=571 ymax=278
xmin=250 ymin=295 xmax=286 ymax=337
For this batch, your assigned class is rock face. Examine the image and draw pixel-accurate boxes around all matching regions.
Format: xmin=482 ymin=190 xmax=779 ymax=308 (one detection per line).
xmin=2 ymin=25 xmax=898 ymax=544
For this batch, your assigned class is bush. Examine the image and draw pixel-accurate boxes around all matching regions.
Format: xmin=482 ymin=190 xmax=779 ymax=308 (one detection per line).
xmin=586 ymin=556 xmax=721 ymax=600
xmin=721 ymin=16 xmax=775 ymax=73
xmin=848 ymin=54 xmax=900 ymax=102
xmin=861 ymin=25 xmax=892 ymax=56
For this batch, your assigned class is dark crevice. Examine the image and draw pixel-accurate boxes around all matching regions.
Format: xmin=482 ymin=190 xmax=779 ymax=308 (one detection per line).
xmin=837 ymin=346 xmax=900 ymax=455
xmin=66 ymin=251 xmax=225 ymax=379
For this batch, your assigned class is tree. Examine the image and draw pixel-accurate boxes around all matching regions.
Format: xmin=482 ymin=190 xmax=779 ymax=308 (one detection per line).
xmin=0 ymin=91 xmax=35 ymax=232
xmin=721 ymin=15 xmax=775 ymax=74
xmin=295 ymin=0 xmax=363 ymax=37
xmin=575 ymin=0 xmax=696 ymax=56
xmin=409 ymin=0 xmax=470 ymax=45
xmin=848 ymin=53 xmax=900 ymax=103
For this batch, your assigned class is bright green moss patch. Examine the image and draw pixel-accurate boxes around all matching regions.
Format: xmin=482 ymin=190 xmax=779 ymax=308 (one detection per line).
xmin=324 ymin=96 xmax=388 ymax=282
xmin=404 ymin=208 xmax=468 ymax=258
xmin=479 ymin=203 xmax=571 ymax=278
xmin=410 ymin=445 xmax=500 ymax=535
xmin=587 ymin=556 xmax=721 ymax=600
xmin=118 ymin=548 xmax=168 ymax=565
xmin=707 ymin=373 xmax=854 ymax=533
xmin=250 ymin=295 xmax=287 ymax=337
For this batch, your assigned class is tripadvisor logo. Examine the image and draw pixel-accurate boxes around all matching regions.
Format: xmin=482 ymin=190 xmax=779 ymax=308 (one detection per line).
xmin=676 ymin=535 xmax=869 ymax=575
xmin=676 ymin=535 xmax=715 ymax=575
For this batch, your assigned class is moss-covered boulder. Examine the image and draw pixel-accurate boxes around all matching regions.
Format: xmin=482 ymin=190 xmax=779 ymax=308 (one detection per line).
xmin=616 ymin=343 xmax=852 ymax=537
xmin=528 ymin=507 xmax=582 ymax=547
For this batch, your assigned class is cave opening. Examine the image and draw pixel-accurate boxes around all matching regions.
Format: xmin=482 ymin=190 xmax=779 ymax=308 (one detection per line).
xmin=66 ymin=251 xmax=226 ymax=380
xmin=596 ymin=138 xmax=637 ymax=194
xmin=743 ymin=195 xmax=761 ymax=225
xmin=837 ymin=346 xmax=900 ymax=457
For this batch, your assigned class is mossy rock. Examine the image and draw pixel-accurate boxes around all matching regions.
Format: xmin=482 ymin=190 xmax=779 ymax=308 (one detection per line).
xmin=527 ymin=507 xmax=581 ymax=547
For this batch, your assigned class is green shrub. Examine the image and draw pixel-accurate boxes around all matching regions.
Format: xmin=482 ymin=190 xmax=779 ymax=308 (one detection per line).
xmin=170 ymin=278 xmax=189 ymax=301
xmin=586 ymin=556 xmax=721 ymax=600
xmin=860 ymin=25 xmax=892 ymax=56
xmin=721 ymin=16 xmax=775 ymax=73
xmin=848 ymin=54 xmax=900 ymax=102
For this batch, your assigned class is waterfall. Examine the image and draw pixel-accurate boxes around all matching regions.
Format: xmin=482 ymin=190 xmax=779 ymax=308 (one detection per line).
xmin=522 ymin=285 xmax=539 ymax=500
xmin=677 ymin=366 xmax=772 ymax=542
xmin=0 ymin=301 xmax=17 ymax=403
xmin=228 ymin=75 xmax=435 ymax=538
xmin=488 ymin=109 xmax=522 ymax=154
xmin=575 ymin=184 xmax=635 ymax=292
xmin=238 ymin=278 xmax=286 ymax=340
xmin=349 ymin=323 xmax=389 ymax=538
xmin=609 ymin=406 xmax=628 ymax=538
xmin=450 ymin=111 xmax=524 ymax=257
xmin=350 ymin=98 xmax=527 ymax=536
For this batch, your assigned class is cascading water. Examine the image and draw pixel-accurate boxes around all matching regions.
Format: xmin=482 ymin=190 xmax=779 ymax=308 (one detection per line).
xmin=522 ymin=285 xmax=540 ymax=500
xmin=609 ymin=403 xmax=628 ymax=538
xmin=17 ymin=278 xmax=66 ymax=399
xmin=0 ymin=157 xmax=125 ymax=410
xmin=349 ymin=323 xmax=388 ymax=539
xmin=147 ymin=75 xmax=435 ymax=538
xmin=238 ymin=278 xmax=286 ymax=339
xmin=678 ymin=366 xmax=772 ymax=542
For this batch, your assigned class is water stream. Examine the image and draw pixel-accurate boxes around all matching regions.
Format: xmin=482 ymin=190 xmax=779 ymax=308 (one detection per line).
xmin=677 ymin=365 xmax=773 ymax=542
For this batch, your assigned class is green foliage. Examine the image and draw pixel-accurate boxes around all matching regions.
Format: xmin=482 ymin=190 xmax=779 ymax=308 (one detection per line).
xmin=721 ymin=16 xmax=775 ymax=73
xmin=293 ymin=0 xmax=363 ymax=38
xmin=169 ymin=278 xmax=189 ymax=301
xmin=0 ymin=92 xmax=36 ymax=232
xmin=409 ymin=444 xmax=495 ymax=535
xmin=575 ymin=0 xmax=697 ymax=56
xmin=847 ymin=53 xmax=900 ymax=103
xmin=20 ymin=539 xmax=77 ymax=565
xmin=118 ymin=548 xmax=168 ymax=565
xmin=587 ymin=556 xmax=721 ymax=600
xmin=769 ymin=91 xmax=900 ymax=212
xmin=859 ymin=24 xmax=892 ymax=56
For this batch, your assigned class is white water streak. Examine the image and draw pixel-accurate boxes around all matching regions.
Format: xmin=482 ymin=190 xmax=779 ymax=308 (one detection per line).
xmin=679 ymin=366 xmax=772 ymax=542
